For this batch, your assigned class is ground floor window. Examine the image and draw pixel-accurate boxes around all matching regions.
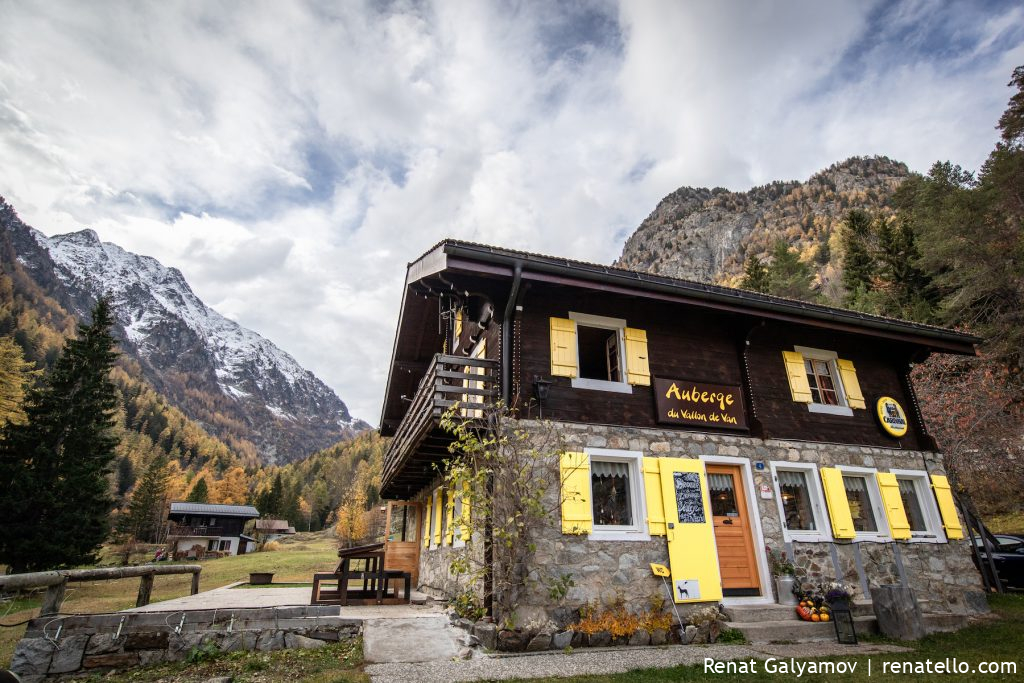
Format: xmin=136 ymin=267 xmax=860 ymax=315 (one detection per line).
xmin=890 ymin=469 xmax=947 ymax=542
xmin=769 ymin=462 xmax=831 ymax=543
xmin=839 ymin=467 xmax=890 ymax=541
xmin=586 ymin=448 xmax=648 ymax=541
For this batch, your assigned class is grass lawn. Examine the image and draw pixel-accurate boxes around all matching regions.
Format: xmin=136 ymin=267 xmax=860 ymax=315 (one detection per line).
xmin=89 ymin=636 xmax=366 ymax=683
xmin=0 ymin=530 xmax=339 ymax=669
xmin=516 ymin=594 xmax=1024 ymax=682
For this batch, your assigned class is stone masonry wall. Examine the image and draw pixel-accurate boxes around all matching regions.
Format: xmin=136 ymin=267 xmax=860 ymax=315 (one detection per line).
xmin=512 ymin=420 xmax=986 ymax=619
xmin=10 ymin=607 xmax=358 ymax=682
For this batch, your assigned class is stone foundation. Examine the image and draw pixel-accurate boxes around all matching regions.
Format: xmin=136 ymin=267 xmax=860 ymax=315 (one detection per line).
xmin=10 ymin=607 xmax=359 ymax=682
xmin=454 ymin=420 xmax=987 ymax=622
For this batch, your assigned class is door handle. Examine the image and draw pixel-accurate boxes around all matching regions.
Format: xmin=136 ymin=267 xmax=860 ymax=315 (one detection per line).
xmin=722 ymin=519 xmax=733 ymax=525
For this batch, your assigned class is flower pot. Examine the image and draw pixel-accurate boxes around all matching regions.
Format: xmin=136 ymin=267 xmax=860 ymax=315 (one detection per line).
xmin=249 ymin=572 xmax=274 ymax=585
xmin=775 ymin=575 xmax=798 ymax=605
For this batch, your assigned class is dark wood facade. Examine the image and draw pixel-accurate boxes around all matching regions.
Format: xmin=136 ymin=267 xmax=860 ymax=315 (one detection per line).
xmin=379 ymin=240 xmax=977 ymax=497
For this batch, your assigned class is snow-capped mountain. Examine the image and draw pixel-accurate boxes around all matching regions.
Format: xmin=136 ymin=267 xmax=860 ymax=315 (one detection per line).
xmin=2 ymin=199 xmax=366 ymax=464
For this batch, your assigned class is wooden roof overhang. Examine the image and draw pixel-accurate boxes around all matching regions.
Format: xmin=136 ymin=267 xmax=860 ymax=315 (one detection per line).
xmin=378 ymin=240 xmax=981 ymax=492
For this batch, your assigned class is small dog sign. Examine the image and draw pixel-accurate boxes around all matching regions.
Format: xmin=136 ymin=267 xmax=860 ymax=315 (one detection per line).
xmin=674 ymin=579 xmax=700 ymax=601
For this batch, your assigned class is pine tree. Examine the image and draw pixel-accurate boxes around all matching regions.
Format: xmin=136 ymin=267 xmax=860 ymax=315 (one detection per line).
xmin=125 ymin=454 xmax=170 ymax=543
xmin=740 ymin=255 xmax=770 ymax=293
xmin=766 ymin=240 xmax=816 ymax=301
xmin=840 ymin=209 xmax=876 ymax=306
xmin=0 ymin=298 xmax=120 ymax=572
xmin=186 ymin=476 xmax=209 ymax=503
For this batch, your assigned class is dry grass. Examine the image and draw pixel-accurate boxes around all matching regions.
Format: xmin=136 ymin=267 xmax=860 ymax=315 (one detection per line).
xmin=0 ymin=530 xmax=340 ymax=668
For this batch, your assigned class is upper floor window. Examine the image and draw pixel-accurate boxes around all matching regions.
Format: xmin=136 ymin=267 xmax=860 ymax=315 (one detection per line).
xmin=782 ymin=346 xmax=866 ymax=417
xmin=549 ymin=314 xmax=650 ymax=393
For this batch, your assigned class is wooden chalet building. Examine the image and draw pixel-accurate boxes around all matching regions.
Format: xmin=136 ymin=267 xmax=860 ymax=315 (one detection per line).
xmin=379 ymin=239 xmax=987 ymax=623
xmin=166 ymin=502 xmax=259 ymax=557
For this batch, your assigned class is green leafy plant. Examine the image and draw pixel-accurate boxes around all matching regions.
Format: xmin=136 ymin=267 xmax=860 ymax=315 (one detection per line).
xmin=717 ymin=627 xmax=748 ymax=644
xmin=545 ymin=573 xmax=575 ymax=603
xmin=185 ymin=640 xmax=221 ymax=664
xmin=450 ymin=589 xmax=486 ymax=621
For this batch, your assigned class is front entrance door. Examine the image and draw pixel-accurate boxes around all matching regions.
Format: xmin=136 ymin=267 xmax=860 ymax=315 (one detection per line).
xmin=383 ymin=501 xmax=422 ymax=584
xmin=706 ymin=464 xmax=760 ymax=596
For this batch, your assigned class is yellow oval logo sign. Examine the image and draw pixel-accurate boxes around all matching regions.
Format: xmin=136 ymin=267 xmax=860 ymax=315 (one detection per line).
xmin=876 ymin=396 xmax=908 ymax=437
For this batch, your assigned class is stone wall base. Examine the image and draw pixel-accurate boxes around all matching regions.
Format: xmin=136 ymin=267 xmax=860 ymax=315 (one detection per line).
xmin=10 ymin=607 xmax=359 ymax=682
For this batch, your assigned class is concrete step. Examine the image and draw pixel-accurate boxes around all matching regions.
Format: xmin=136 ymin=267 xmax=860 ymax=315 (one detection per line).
xmin=922 ymin=613 xmax=970 ymax=633
xmin=726 ymin=616 xmax=878 ymax=643
xmin=723 ymin=600 xmax=873 ymax=623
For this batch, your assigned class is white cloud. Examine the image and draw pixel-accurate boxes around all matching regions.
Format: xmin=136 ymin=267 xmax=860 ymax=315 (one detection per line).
xmin=1 ymin=0 xmax=1021 ymax=424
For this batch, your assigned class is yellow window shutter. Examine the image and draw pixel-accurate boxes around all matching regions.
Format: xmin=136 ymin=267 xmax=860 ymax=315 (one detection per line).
xmin=423 ymin=495 xmax=432 ymax=548
xmin=782 ymin=351 xmax=813 ymax=403
xmin=433 ymin=488 xmax=443 ymax=546
xmin=930 ymin=474 xmax=964 ymax=540
xmin=876 ymin=472 xmax=911 ymax=540
xmin=836 ymin=359 xmax=866 ymax=409
xmin=819 ymin=468 xmax=856 ymax=539
xmin=550 ymin=317 xmax=578 ymax=378
xmin=559 ymin=451 xmax=592 ymax=534
xmin=455 ymin=310 xmax=463 ymax=338
xmin=460 ymin=481 xmax=472 ymax=542
xmin=643 ymin=457 xmax=666 ymax=535
xmin=624 ymin=327 xmax=651 ymax=386
xmin=444 ymin=490 xmax=455 ymax=545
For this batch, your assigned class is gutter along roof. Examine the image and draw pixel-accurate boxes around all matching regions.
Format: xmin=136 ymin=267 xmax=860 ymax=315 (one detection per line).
xmin=379 ymin=239 xmax=980 ymax=432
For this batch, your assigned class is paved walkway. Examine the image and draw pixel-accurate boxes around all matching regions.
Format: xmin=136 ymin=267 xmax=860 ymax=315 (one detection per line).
xmin=365 ymin=642 xmax=913 ymax=682
xmin=363 ymin=615 xmax=464 ymax=663
xmin=126 ymin=583 xmax=441 ymax=619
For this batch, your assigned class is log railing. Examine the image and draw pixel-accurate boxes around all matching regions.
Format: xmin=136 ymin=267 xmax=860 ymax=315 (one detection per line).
xmin=0 ymin=564 xmax=202 ymax=615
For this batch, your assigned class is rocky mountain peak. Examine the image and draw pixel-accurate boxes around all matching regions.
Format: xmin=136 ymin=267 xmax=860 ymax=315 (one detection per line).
xmin=616 ymin=155 xmax=911 ymax=283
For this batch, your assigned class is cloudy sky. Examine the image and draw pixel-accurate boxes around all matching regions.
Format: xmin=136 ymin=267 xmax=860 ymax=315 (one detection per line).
xmin=2 ymin=0 xmax=1022 ymax=425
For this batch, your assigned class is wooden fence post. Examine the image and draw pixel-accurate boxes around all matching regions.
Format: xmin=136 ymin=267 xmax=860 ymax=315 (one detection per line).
xmin=136 ymin=572 xmax=154 ymax=608
xmin=191 ymin=570 xmax=200 ymax=595
xmin=41 ymin=578 xmax=67 ymax=616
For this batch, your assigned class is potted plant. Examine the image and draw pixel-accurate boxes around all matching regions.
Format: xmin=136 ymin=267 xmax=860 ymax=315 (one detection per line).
xmin=767 ymin=546 xmax=797 ymax=606
xmin=823 ymin=582 xmax=855 ymax=611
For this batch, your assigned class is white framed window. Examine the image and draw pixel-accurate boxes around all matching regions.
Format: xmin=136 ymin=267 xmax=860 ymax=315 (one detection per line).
xmin=769 ymin=462 xmax=832 ymax=543
xmin=586 ymin=448 xmax=649 ymax=541
xmin=794 ymin=346 xmax=853 ymax=417
xmin=838 ymin=466 xmax=891 ymax=542
xmin=889 ymin=469 xmax=947 ymax=543
xmin=569 ymin=312 xmax=632 ymax=394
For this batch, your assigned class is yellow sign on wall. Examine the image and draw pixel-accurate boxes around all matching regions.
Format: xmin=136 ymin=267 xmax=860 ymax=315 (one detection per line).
xmin=876 ymin=396 xmax=909 ymax=437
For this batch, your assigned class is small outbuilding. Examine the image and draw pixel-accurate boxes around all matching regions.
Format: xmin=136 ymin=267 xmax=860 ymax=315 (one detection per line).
xmin=166 ymin=502 xmax=260 ymax=557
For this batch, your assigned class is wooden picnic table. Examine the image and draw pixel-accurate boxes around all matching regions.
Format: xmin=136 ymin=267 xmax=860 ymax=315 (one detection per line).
xmin=310 ymin=542 xmax=410 ymax=606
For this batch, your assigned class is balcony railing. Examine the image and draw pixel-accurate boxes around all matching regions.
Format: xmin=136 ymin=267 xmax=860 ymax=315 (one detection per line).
xmin=381 ymin=353 xmax=499 ymax=496
xmin=167 ymin=524 xmax=226 ymax=538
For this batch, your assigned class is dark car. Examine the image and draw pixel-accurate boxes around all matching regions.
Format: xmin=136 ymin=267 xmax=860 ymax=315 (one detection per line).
xmin=972 ymin=534 xmax=1024 ymax=590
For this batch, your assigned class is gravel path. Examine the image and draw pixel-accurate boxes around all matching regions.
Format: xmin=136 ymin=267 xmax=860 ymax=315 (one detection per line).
xmin=365 ymin=642 xmax=913 ymax=682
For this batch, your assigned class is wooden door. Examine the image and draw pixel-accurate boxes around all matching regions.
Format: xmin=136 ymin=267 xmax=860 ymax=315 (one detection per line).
xmin=383 ymin=501 xmax=422 ymax=584
xmin=706 ymin=464 xmax=760 ymax=596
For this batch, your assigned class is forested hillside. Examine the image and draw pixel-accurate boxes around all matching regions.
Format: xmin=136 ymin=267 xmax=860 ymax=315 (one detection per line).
xmin=618 ymin=66 xmax=1024 ymax=518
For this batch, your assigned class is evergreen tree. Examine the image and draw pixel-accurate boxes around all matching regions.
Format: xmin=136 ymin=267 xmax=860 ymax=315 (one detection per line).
xmin=116 ymin=456 xmax=135 ymax=498
xmin=740 ymin=255 xmax=770 ymax=293
xmin=840 ymin=209 xmax=876 ymax=306
xmin=186 ymin=476 xmax=209 ymax=503
xmin=766 ymin=240 xmax=816 ymax=301
xmin=124 ymin=454 xmax=170 ymax=543
xmin=0 ymin=298 xmax=120 ymax=572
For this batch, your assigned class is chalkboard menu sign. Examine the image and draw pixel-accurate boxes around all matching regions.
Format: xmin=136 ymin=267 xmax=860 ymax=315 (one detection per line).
xmin=674 ymin=472 xmax=706 ymax=524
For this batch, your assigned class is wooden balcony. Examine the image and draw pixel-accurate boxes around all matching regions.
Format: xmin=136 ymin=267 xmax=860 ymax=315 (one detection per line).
xmin=167 ymin=524 xmax=225 ymax=538
xmin=380 ymin=353 xmax=499 ymax=499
